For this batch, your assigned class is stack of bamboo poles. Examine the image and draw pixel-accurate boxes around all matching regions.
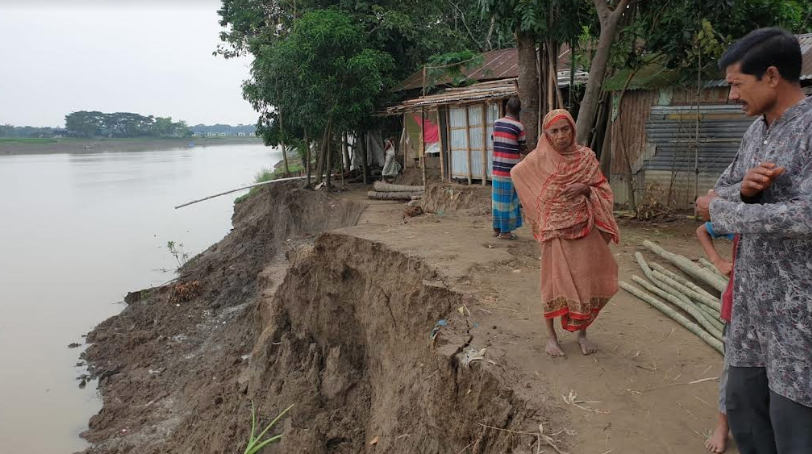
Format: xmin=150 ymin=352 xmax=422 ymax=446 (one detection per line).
xmin=620 ymin=240 xmax=729 ymax=355
xmin=367 ymin=181 xmax=424 ymax=201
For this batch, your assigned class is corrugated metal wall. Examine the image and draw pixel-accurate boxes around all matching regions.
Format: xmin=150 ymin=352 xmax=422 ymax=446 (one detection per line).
xmin=609 ymin=87 xmax=753 ymax=209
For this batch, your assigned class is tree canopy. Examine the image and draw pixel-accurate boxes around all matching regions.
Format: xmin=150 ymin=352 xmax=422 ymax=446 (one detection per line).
xmin=64 ymin=111 xmax=191 ymax=138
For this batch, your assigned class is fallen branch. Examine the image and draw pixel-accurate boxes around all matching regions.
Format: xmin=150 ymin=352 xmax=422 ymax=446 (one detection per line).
xmin=631 ymin=276 xmax=723 ymax=341
xmin=643 ymin=241 xmax=728 ymax=292
xmin=367 ymin=190 xmax=423 ymax=201
xmin=620 ymin=281 xmax=723 ymax=354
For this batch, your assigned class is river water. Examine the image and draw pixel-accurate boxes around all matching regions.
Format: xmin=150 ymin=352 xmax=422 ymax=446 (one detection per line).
xmin=0 ymin=143 xmax=280 ymax=453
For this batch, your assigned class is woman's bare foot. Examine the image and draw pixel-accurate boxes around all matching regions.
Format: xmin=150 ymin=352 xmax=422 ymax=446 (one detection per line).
xmin=493 ymin=228 xmax=501 ymax=237
xmin=545 ymin=338 xmax=566 ymax=357
xmin=577 ymin=331 xmax=597 ymax=355
xmin=704 ymin=414 xmax=728 ymax=453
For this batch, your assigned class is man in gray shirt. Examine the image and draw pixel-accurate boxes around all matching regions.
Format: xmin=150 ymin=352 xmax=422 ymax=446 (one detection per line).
xmin=696 ymin=28 xmax=812 ymax=454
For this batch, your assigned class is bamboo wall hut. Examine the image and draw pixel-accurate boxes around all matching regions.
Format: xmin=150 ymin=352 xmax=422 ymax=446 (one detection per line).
xmin=387 ymin=47 xmax=588 ymax=185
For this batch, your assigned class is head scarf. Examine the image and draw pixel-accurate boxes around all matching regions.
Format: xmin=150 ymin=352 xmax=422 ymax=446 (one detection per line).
xmin=510 ymin=109 xmax=620 ymax=243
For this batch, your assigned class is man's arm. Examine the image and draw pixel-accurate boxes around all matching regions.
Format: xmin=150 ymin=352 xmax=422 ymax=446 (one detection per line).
xmin=714 ymin=125 xmax=766 ymax=204
xmin=710 ymin=164 xmax=812 ymax=237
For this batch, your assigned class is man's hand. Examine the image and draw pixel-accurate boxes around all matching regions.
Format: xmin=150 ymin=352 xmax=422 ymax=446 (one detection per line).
xmin=742 ymin=162 xmax=786 ymax=198
xmin=695 ymin=189 xmax=719 ymax=221
xmin=561 ymin=183 xmax=589 ymax=200
xmin=712 ymin=258 xmax=733 ymax=277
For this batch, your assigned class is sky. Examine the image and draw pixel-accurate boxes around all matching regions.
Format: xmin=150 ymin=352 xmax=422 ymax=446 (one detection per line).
xmin=0 ymin=1 xmax=258 ymax=127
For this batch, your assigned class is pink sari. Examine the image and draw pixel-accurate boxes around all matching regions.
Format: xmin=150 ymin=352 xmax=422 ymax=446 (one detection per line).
xmin=511 ymin=110 xmax=620 ymax=332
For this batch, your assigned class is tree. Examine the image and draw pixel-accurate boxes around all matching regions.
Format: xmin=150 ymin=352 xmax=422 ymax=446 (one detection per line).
xmin=218 ymin=0 xmax=492 ymax=182
xmin=479 ymin=0 xmax=540 ymax=149
xmin=243 ymin=10 xmax=394 ymax=188
xmin=575 ymin=0 xmax=630 ymax=146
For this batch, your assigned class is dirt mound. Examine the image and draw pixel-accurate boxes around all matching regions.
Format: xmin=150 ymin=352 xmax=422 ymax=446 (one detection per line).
xmin=80 ymin=182 xmax=543 ymax=454
xmin=421 ymin=182 xmax=490 ymax=215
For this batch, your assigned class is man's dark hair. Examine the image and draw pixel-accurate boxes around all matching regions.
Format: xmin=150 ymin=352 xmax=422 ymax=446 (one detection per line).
xmin=719 ymin=28 xmax=802 ymax=82
xmin=506 ymin=96 xmax=521 ymax=116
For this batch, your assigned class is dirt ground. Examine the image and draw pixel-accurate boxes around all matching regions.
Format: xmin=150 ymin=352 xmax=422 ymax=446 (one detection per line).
xmin=80 ymin=180 xmax=734 ymax=454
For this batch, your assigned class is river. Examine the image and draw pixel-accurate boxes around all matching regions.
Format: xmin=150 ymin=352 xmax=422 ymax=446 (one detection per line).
xmin=0 ymin=143 xmax=280 ymax=453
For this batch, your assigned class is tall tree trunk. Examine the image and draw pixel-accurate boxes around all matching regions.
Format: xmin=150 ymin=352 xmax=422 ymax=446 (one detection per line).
xmin=325 ymin=120 xmax=333 ymax=191
xmin=360 ymin=131 xmax=368 ymax=185
xmin=342 ymin=131 xmax=350 ymax=174
xmin=341 ymin=131 xmax=348 ymax=187
xmin=575 ymin=0 xmax=630 ymax=145
xmin=517 ymin=31 xmax=540 ymax=149
xmin=314 ymin=139 xmax=324 ymax=185
xmin=599 ymin=113 xmax=612 ymax=177
xmin=304 ymin=129 xmax=311 ymax=187
xmin=279 ymin=110 xmax=290 ymax=177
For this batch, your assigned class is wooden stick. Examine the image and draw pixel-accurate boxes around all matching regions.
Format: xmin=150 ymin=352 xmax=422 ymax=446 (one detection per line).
xmin=620 ymin=282 xmax=723 ymax=354
xmin=632 ymin=276 xmax=723 ymax=341
xmin=650 ymin=262 xmax=718 ymax=300
xmin=643 ymin=241 xmax=728 ymax=292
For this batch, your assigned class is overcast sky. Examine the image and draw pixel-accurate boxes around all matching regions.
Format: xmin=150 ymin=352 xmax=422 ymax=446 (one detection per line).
xmin=0 ymin=1 xmax=258 ymax=127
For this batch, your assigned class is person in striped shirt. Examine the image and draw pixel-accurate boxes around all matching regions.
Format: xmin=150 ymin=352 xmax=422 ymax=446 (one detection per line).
xmin=491 ymin=96 xmax=527 ymax=240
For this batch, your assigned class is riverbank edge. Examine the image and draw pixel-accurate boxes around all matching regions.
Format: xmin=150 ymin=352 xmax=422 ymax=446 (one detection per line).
xmin=0 ymin=137 xmax=263 ymax=155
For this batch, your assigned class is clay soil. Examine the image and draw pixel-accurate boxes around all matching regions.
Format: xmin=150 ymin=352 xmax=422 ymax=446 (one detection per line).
xmin=79 ymin=180 xmax=734 ymax=454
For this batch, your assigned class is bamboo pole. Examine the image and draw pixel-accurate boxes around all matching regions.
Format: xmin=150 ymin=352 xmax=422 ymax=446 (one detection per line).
xmin=373 ymin=181 xmax=424 ymax=192
xmin=634 ymin=252 xmax=722 ymax=311
xmin=632 ymin=275 xmax=723 ymax=340
xmin=699 ymin=258 xmax=729 ymax=280
xmin=636 ymin=253 xmax=724 ymax=328
xmin=650 ymin=263 xmax=719 ymax=300
xmin=465 ymin=106 xmax=473 ymax=185
xmin=403 ymin=114 xmax=410 ymax=168
xmin=439 ymin=107 xmax=445 ymax=183
xmin=652 ymin=269 xmax=722 ymax=312
xmin=697 ymin=302 xmax=725 ymax=326
xmin=643 ymin=240 xmax=728 ymax=292
xmin=174 ymin=175 xmax=309 ymax=209
xmin=481 ymin=103 xmax=488 ymax=186
xmin=367 ymin=191 xmax=423 ymax=201
xmin=620 ymin=282 xmax=723 ymax=354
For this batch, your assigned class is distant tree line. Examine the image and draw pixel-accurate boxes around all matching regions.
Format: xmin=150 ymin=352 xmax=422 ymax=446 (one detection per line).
xmin=190 ymin=124 xmax=256 ymax=136
xmin=0 ymin=124 xmax=65 ymax=138
xmin=64 ymin=111 xmax=193 ymax=138
xmin=2 ymin=114 xmax=258 ymax=140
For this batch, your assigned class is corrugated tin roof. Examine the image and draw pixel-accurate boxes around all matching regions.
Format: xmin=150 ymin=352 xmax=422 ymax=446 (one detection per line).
xmin=385 ymin=79 xmax=518 ymax=115
xmin=398 ymin=46 xmax=576 ymax=92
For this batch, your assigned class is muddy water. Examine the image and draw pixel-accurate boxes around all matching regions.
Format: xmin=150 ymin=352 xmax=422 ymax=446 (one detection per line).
xmin=0 ymin=144 xmax=280 ymax=453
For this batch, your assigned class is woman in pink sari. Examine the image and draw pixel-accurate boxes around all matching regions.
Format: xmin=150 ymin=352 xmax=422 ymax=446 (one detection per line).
xmin=511 ymin=109 xmax=620 ymax=356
